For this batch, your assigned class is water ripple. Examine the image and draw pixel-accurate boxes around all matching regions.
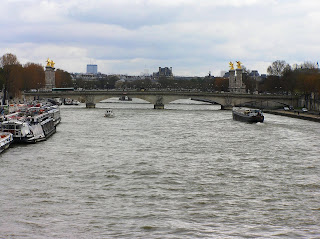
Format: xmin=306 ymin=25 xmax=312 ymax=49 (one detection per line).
xmin=1 ymin=104 xmax=319 ymax=238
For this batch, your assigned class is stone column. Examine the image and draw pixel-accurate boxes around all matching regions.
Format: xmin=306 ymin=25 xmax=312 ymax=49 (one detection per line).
xmin=235 ymin=69 xmax=243 ymax=88
xmin=86 ymin=102 xmax=96 ymax=108
xmin=154 ymin=95 xmax=164 ymax=109
xmin=85 ymin=94 xmax=95 ymax=108
xmin=228 ymin=70 xmax=235 ymax=92
xmin=235 ymin=68 xmax=247 ymax=93
xmin=45 ymin=66 xmax=56 ymax=90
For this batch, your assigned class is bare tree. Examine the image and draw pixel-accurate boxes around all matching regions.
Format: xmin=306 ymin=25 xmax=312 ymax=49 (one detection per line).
xmin=267 ymin=60 xmax=289 ymax=77
xmin=300 ymin=61 xmax=317 ymax=70
xmin=24 ymin=63 xmax=45 ymax=90
xmin=0 ymin=53 xmax=20 ymax=104
xmin=0 ymin=53 xmax=19 ymax=67
xmin=55 ymin=69 xmax=72 ymax=88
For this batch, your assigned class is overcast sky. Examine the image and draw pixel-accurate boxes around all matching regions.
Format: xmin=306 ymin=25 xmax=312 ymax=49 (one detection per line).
xmin=1 ymin=0 xmax=319 ymax=76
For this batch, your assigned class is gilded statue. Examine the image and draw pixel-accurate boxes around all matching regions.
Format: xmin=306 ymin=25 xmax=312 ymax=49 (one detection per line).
xmin=46 ymin=58 xmax=55 ymax=67
xmin=46 ymin=58 xmax=51 ymax=66
xmin=236 ymin=61 xmax=242 ymax=69
xmin=229 ymin=61 xmax=234 ymax=70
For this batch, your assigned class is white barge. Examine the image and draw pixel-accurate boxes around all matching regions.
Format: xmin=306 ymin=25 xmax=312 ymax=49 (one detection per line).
xmin=1 ymin=112 xmax=56 ymax=143
xmin=0 ymin=132 xmax=13 ymax=153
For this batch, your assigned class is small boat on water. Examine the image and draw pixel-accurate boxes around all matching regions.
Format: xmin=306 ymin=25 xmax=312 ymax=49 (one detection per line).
xmin=232 ymin=107 xmax=264 ymax=123
xmin=104 ymin=109 xmax=114 ymax=118
xmin=119 ymin=95 xmax=132 ymax=101
xmin=0 ymin=132 xmax=13 ymax=153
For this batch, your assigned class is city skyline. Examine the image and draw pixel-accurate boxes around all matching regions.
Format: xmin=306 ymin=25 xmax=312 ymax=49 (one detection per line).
xmin=1 ymin=0 xmax=319 ymax=76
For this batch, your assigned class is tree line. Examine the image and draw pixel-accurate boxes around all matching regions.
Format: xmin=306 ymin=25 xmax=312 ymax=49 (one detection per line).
xmin=0 ymin=53 xmax=72 ymax=101
xmin=1 ymin=53 xmax=319 ymax=101
xmin=244 ymin=60 xmax=320 ymax=95
xmin=70 ymin=60 xmax=320 ymax=96
xmin=110 ymin=76 xmax=229 ymax=92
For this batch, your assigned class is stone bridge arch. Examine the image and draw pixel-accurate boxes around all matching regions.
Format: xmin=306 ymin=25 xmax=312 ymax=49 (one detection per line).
xmin=91 ymin=93 xmax=193 ymax=109
xmin=91 ymin=93 xmax=229 ymax=109
xmin=23 ymin=90 xmax=299 ymax=110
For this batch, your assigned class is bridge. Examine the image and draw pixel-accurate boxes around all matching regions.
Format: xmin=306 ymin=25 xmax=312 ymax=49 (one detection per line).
xmin=23 ymin=90 xmax=299 ymax=110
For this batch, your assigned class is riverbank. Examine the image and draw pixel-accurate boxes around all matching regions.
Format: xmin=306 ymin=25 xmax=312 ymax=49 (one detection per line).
xmin=264 ymin=109 xmax=320 ymax=122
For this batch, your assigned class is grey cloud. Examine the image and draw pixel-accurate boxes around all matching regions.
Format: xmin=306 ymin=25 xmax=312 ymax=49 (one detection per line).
xmin=1 ymin=0 xmax=320 ymax=76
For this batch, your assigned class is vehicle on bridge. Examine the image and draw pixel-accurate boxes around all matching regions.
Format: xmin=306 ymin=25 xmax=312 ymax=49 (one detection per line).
xmin=119 ymin=94 xmax=132 ymax=101
xmin=52 ymin=87 xmax=75 ymax=92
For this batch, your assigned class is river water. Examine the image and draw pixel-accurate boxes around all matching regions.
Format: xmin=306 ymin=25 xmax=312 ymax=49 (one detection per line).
xmin=0 ymin=100 xmax=319 ymax=238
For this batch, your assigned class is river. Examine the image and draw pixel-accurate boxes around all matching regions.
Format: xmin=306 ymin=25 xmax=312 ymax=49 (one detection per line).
xmin=0 ymin=100 xmax=319 ymax=238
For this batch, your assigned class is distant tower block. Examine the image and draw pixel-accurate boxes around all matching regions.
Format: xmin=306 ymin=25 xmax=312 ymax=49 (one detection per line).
xmin=87 ymin=64 xmax=98 ymax=74
xmin=45 ymin=58 xmax=56 ymax=90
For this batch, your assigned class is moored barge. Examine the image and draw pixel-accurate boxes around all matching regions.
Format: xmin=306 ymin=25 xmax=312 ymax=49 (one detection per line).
xmin=0 ymin=132 xmax=13 ymax=153
xmin=1 ymin=103 xmax=58 ymax=143
xmin=232 ymin=107 xmax=264 ymax=123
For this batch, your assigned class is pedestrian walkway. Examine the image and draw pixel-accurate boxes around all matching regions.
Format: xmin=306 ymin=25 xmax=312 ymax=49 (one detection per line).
xmin=264 ymin=110 xmax=320 ymax=122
